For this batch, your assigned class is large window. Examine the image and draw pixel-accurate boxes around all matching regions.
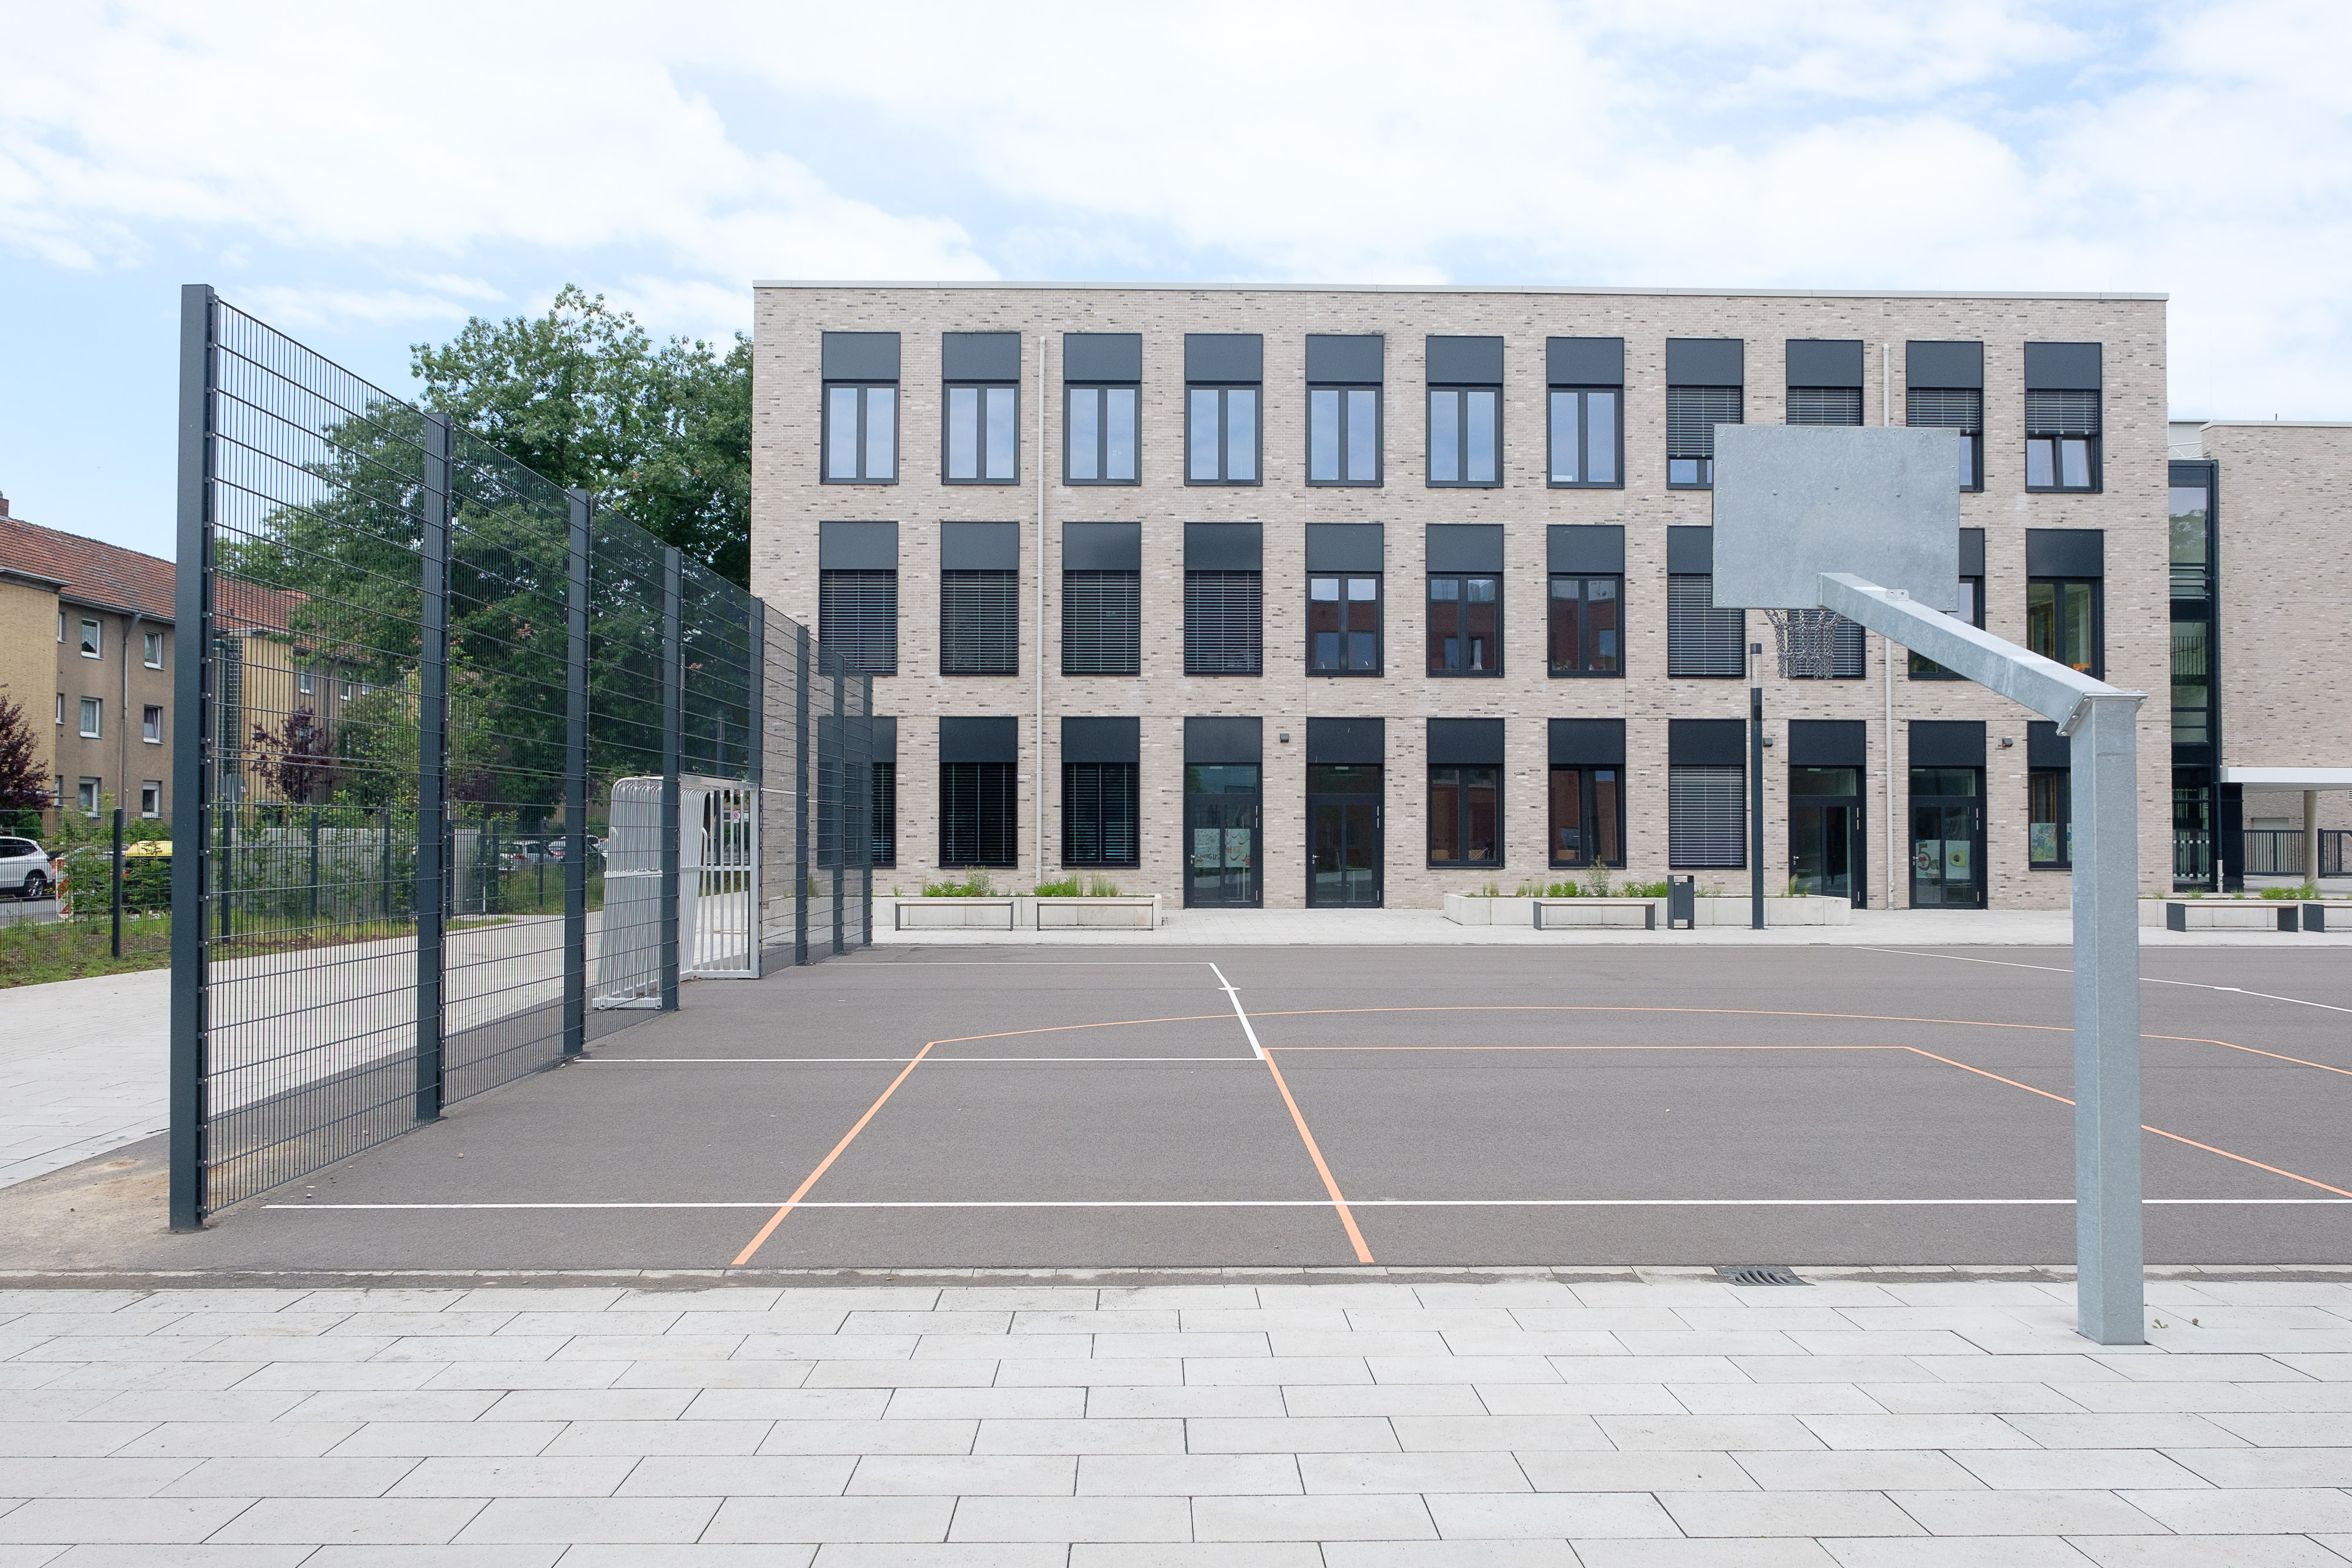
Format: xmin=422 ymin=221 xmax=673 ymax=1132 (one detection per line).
xmin=1548 ymin=575 xmax=1621 ymax=677
xmin=1787 ymin=386 xmax=1863 ymax=426
xmin=819 ymin=569 xmax=898 ymax=675
xmin=1666 ymin=575 xmax=1743 ymax=678
xmin=1065 ymin=386 xmax=1138 ymax=483
xmin=1309 ymin=387 xmax=1379 ymax=484
xmin=1063 ymin=571 xmax=1141 ymax=676
xmin=78 ymin=698 xmax=100 ymax=738
xmin=2171 ymin=621 xmax=2210 ymax=745
xmin=1426 ymin=574 xmax=1499 ymax=676
xmin=1187 ymin=386 xmax=1259 ymax=484
xmin=1063 ymin=763 xmax=1140 ymax=867
xmin=1428 ymin=387 xmax=1499 ymax=486
xmin=2025 ymin=390 xmax=2100 ymax=492
xmin=1548 ymin=389 xmax=1619 ymax=487
xmin=1666 ymin=386 xmax=1740 ymax=489
xmin=77 ymin=778 xmax=101 ymax=816
xmin=1912 ymin=576 xmax=1984 ymax=679
xmin=1910 ymin=388 xmax=1984 ymax=490
xmin=1309 ymin=575 xmax=1381 ymax=674
xmin=1669 ymin=765 xmax=1745 ymax=868
xmin=823 ymin=384 xmax=897 ymax=482
xmin=1185 ymin=571 xmax=1262 ymax=675
xmin=2027 ymin=580 xmax=2102 ymax=677
xmin=1549 ymin=767 xmax=1623 ymax=868
xmin=1429 ymin=767 xmax=1499 ymax=866
xmin=940 ymin=763 xmax=1017 ymax=867
xmin=2029 ymin=769 xmax=2072 ymax=869
xmin=143 ymin=705 xmax=163 ymax=744
xmin=944 ymin=385 xmax=1017 ymax=483
xmin=940 ymin=571 xmax=1018 ymax=675
xmin=871 ymin=764 xmax=897 ymax=868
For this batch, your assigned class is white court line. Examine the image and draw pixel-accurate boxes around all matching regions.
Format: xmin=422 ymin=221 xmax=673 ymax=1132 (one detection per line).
xmin=1209 ymin=961 xmax=1266 ymax=1060
xmin=268 ymin=1198 xmax=2352 ymax=1211
xmin=582 ymin=1057 xmax=1262 ymax=1065
xmin=1860 ymin=947 xmax=2352 ymax=1016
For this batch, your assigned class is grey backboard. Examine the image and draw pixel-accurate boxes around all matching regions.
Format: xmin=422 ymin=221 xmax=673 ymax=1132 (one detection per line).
xmin=1710 ymin=426 xmax=1960 ymax=611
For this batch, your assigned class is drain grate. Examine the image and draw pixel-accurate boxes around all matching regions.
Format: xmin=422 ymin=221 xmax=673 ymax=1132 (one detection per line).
xmin=1718 ymin=1265 xmax=1808 ymax=1287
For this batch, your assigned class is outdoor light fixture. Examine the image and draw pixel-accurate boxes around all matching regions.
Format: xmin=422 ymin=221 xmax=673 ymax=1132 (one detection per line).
xmin=2000 ymin=736 xmax=2016 ymax=748
xmin=1278 ymin=731 xmax=1291 ymax=743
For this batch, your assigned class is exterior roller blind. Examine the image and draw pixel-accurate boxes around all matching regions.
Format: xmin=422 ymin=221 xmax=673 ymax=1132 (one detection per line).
xmin=940 ymin=764 xmax=1017 ymax=866
xmin=1908 ymin=387 xmax=1982 ymax=428
xmin=1666 ymin=386 xmax=1742 ymax=458
xmin=819 ymin=569 xmax=897 ymax=674
xmin=1063 ymin=571 xmax=1141 ymax=675
xmin=1829 ymin=616 xmax=1865 ymax=678
xmin=1787 ymin=387 xmax=1863 ymax=426
xmin=1669 ymin=765 xmax=1746 ymax=868
xmin=940 ymin=570 xmax=1018 ymax=674
xmin=1063 ymin=763 xmax=1140 ymax=865
xmin=1666 ymin=574 xmax=1744 ymax=677
xmin=1184 ymin=571 xmax=1262 ymax=674
xmin=2026 ymin=389 xmax=2102 ymax=435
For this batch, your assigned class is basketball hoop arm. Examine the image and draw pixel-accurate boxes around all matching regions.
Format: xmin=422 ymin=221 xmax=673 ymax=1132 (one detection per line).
xmin=1818 ymin=571 xmax=2149 ymax=1348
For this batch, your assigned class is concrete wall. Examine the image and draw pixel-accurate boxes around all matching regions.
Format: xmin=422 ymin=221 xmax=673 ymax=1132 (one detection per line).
xmin=752 ymin=285 xmax=2173 ymax=910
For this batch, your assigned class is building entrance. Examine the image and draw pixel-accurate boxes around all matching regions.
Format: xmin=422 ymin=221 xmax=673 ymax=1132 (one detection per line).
xmin=1910 ymin=766 xmax=1985 ymax=908
xmin=1185 ymin=764 xmax=1261 ymax=908
xmin=1307 ymin=765 xmax=1381 ymax=907
xmin=1789 ymin=765 xmax=1866 ymax=907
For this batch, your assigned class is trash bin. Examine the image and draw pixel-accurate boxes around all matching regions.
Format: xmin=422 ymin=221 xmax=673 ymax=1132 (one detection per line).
xmin=1668 ymin=874 xmax=1696 ymax=930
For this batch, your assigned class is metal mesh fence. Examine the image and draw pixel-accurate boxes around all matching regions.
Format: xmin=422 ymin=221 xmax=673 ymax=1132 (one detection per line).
xmin=172 ymin=287 xmax=868 ymax=1225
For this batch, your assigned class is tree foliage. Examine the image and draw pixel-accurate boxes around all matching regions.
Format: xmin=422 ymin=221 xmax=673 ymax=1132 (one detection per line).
xmin=0 ymin=696 xmax=48 ymax=811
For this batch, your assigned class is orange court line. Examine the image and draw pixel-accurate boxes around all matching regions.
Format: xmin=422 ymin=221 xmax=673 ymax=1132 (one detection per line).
xmin=1260 ymin=1051 xmax=1374 ymax=1263
xmin=1253 ymin=1004 xmax=2071 ymax=1032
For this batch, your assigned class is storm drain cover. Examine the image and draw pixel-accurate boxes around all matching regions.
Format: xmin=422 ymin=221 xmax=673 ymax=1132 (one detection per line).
xmin=1717 ymin=1265 xmax=1808 ymax=1287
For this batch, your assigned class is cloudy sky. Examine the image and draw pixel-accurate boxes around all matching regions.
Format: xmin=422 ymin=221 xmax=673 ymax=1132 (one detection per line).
xmin=4 ymin=0 xmax=2344 ymax=559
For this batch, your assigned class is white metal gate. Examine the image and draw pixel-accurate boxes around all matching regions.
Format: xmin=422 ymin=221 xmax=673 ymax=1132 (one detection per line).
xmin=687 ymin=776 xmax=757 ymax=978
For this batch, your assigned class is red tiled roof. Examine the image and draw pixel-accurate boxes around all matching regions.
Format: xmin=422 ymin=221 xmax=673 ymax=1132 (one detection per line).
xmin=0 ymin=514 xmax=176 ymax=623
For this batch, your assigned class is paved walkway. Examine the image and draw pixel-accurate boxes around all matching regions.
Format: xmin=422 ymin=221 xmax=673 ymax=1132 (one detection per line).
xmin=0 ymin=967 xmax=169 ymax=1191
xmin=4 ymin=1272 xmax=2352 ymax=1562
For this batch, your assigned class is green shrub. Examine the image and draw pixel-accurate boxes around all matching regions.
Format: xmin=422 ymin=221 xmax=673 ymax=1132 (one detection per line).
xmin=1621 ymin=879 xmax=1672 ymax=898
xmin=1542 ymin=881 xmax=1583 ymax=898
xmin=1033 ymin=876 xmax=1081 ymax=897
xmin=922 ymin=871 xmax=998 ymax=897
xmin=2261 ymin=884 xmax=2319 ymax=900
xmin=1084 ymin=874 xmax=1123 ymax=897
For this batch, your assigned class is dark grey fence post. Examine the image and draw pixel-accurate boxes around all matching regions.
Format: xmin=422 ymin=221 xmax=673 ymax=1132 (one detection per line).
xmin=307 ymin=807 xmax=320 ymax=927
xmin=660 ymin=546 xmax=681 ymax=1009
xmin=563 ymin=490 xmax=589 ymax=1054
xmin=749 ymin=598 xmax=767 ymax=978
xmin=415 ymin=412 xmax=452 ymax=1122
xmin=794 ymin=621 xmax=810 ymax=967
xmin=169 ymin=282 xmax=215 ymax=1232
xmin=111 ymin=806 xmax=125 ymax=958
xmin=833 ymin=670 xmax=846 ymax=956
xmin=861 ymin=673 xmax=875 ymax=946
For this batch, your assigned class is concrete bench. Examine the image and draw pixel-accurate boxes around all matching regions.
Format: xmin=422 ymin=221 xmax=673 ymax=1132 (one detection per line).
xmin=1035 ymin=896 xmax=1159 ymax=930
xmin=2165 ymin=901 xmax=2298 ymax=932
xmin=1532 ymin=897 xmax=1660 ymax=930
xmin=895 ymin=897 xmax=1015 ymax=930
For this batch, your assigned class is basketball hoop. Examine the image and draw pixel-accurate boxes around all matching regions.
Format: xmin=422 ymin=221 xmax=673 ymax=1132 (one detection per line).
xmin=1762 ymin=607 xmax=1841 ymax=680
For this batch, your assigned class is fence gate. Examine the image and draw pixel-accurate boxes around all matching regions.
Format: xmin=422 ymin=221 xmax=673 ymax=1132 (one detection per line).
xmin=169 ymin=286 xmax=871 ymax=1228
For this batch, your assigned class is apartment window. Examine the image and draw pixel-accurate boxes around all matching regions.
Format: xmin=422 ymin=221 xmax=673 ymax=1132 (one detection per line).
xmin=79 ymin=697 xmax=101 ymax=738
xmin=1910 ymin=389 xmax=1984 ymax=490
xmin=940 ymin=523 xmax=1020 ymax=676
xmin=1669 ymin=767 xmax=1743 ymax=867
xmin=818 ymin=522 xmax=898 ymax=676
xmin=79 ymin=618 xmax=101 ymax=658
xmin=943 ymin=332 xmax=1021 ymax=483
xmin=1545 ymin=337 xmax=1623 ymax=487
xmin=1911 ymin=530 xmax=1986 ymax=680
xmin=1065 ymin=332 xmax=1141 ymax=484
xmin=1184 ymin=523 xmax=1262 ymax=676
xmin=1309 ymin=577 xmax=1380 ymax=674
xmin=1426 ymin=525 xmax=1503 ymax=678
xmin=143 ymin=705 xmax=163 ymax=744
xmin=2024 ymin=342 xmax=2102 ymax=492
xmin=1666 ymin=339 xmax=1744 ymax=489
xmin=1788 ymin=386 xmax=1863 ymax=424
xmin=1062 ymin=523 xmax=1141 ymax=677
xmin=1666 ymin=578 xmax=1744 ymax=678
xmin=78 ymin=778 xmax=101 ymax=816
xmin=940 ymin=718 xmax=1018 ymax=868
xmin=56 ymin=612 xmax=65 ymax=643
xmin=820 ymin=331 xmax=900 ymax=483
xmin=1184 ymin=334 xmax=1261 ymax=485
xmin=1548 ymin=577 xmax=1621 ymax=676
xmin=1786 ymin=340 xmax=1865 ymax=429
xmin=1426 ymin=336 xmax=1502 ymax=487
xmin=1428 ymin=720 xmax=1505 ymax=868
xmin=141 ymin=781 xmax=162 ymax=818
xmin=2029 ymin=770 xmax=2072 ymax=868
xmin=1063 ymin=718 xmax=1141 ymax=868
xmin=55 ymin=693 xmax=64 ymax=725
xmin=339 ymin=678 xmax=353 ymax=701
xmin=1549 ymin=720 xmax=1626 ymax=869
xmin=2029 ymin=580 xmax=2102 ymax=677
xmin=143 ymin=630 xmax=163 ymax=668
xmin=298 ymin=663 xmax=314 ymax=696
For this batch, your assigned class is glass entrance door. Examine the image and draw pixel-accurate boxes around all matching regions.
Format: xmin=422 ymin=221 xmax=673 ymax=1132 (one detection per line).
xmin=1789 ymin=766 xmax=1865 ymax=907
xmin=1307 ymin=764 xmax=1381 ymax=907
xmin=1185 ymin=764 xmax=1261 ymax=908
xmin=1909 ymin=767 xmax=1984 ymax=908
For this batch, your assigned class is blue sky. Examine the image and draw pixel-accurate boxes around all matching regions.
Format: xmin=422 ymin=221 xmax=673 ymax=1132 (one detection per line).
xmin=5 ymin=0 xmax=2346 ymax=561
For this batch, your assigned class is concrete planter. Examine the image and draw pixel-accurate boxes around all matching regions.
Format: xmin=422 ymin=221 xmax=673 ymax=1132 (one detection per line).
xmin=893 ymin=896 xmax=1016 ymax=931
xmin=1687 ymin=895 xmax=1854 ymax=927
xmin=1035 ymin=895 xmax=1161 ymax=930
xmin=1443 ymin=894 xmax=1535 ymax=926
xmin=1532 ymin=897 xmax=1661 ymax=930
xmin=2164 ymin=900 xmax=2300 ymax=932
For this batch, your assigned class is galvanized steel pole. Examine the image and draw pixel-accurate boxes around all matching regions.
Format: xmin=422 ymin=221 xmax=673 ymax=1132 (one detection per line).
xmin=168 ymin=284 xmax=214 ymax=1232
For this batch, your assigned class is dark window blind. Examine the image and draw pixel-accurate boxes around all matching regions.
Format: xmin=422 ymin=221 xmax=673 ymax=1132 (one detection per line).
xmin=1063 ymin=570 xmax=1141 ymax=675
xmin=1830 ymin=615 xmax=1865 ymax=678
xmin=1185 ymin=570 xmax=1263 ymax=674
xmin=1787 ymin=386 xmax=1863 ymax=425
xmin=1063 ymin=762 xmax=1140 ymax=866
xmin=1667 ymin=574 xmax=1745 ymax=677
xmin=870 ymin=763 xmax=897 ymax=867
xmin=940 ymin=570 xmax=1018 ymax=674
xmin=819 ymin=569 xmax=897 ymax=674
xmin=940 ymin=761 xmax=1017 ymax=867
xmin=1666 ymin=386 xmax=1742 ymax=458
xmin=1669 ymin=764 xmax=1746 ymax=868
xmin=1907 ymin=387 xmax=1982 ymax=429
xmin=2026 ymin=389 xmax=2102 ymax=435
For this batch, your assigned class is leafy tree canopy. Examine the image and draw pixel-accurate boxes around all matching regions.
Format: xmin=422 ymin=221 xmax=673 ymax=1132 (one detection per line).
xmin=413 ymin=286 xmax=751 ymax=586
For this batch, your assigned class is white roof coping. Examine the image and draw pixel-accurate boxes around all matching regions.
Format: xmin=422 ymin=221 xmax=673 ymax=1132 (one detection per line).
xmin=2221 ymin=767 xmax=2352 ymax=788
xmin=754 ymin=280 xmax=2169 ymax=302
xmin=2192 ymin=420 xmax=2352 ymax=429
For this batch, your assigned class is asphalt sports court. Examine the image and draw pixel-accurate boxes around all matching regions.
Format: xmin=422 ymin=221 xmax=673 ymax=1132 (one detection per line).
xmin=46 ymin=944 xmax=2352 ymax=1273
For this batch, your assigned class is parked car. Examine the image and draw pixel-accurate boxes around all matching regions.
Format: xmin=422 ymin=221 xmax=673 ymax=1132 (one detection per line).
xmin=0 ymin=836 xmax=53 ymax=900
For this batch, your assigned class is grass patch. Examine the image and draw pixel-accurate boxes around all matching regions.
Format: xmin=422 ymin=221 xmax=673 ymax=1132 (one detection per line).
xmin=921 ymin=872 xmax=999 ymax=897
xmin=0 ymin=918 xmax=172 ymax=988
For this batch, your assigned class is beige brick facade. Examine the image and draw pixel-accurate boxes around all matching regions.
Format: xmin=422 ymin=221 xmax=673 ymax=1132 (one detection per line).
xmin=751 ymin=285 xmax=2173 ymax=910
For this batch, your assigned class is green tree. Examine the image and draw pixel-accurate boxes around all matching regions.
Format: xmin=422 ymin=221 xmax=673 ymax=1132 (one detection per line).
xmin=0 ymin=696 xmax=48 ymax=813
xmin=413 ymin=286 xmax=751 ymax=586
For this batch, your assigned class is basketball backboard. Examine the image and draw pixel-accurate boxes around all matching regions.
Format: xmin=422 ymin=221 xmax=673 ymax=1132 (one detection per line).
xmin=1710 ymin=426 xmax=1960 ymax=612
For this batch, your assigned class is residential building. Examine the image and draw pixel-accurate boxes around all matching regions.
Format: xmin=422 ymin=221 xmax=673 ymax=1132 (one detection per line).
xmin=749 ymin=284 xmax=2173 ymax=911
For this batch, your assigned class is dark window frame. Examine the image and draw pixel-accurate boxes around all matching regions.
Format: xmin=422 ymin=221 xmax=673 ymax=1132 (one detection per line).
xmin=1427 ymin=764 xmax=1502 ymax=867
xmin=1548 ymin=764 xmax=1625 ymax=869
xmin=1185 ymin=383 xmax=1262 ymax=486
xmin=1546 ymin=386 xmax=1622 ymax=488
xmin=1425 ymin=573 xmax=1501 ymax=678
xmin=1308 ymin=572 xmax=1382 ymax=676
xmin=1547 ymin=573 xmax=1623 ymax=678
xmin=1666 ymin=574 xmax=1745 ymax=679
xmin=1786 ymin=386 xmax=1864 ymax=426
xmin=1909 ymin=386 xmax=1984 ymax=492
xmin=1064 ymin=383 xmax=1140 ymax=486
xmin=939 ymin=569 xmax=1020 ymax=676
xmin=1062 ymin=761 xmax=1141 ymax=868
xmin=1061 ymin=569 xmax=1142 ymax=677
xmin=942 ymin=382 xmax=1020 ymax=484
xmin=1668 ymin=763 xmax=1748 ymax=869
xmin=1184 ymin=570 xmax=1263 ymax=676
xmin=2027 ymin=577 xmax=2104 ymax=678
xmin=938 ymin=760 xmax=1017 ymax=868
xmin=1910 ymin=576 xmax=1985 ymax=680
xmin=2024 ymin=389 xmax=2102 ymax=494
xmin=1666 ymin=385 xmax=1741 ymax=490
xmin=1426 ymin=385 xmax=1502 ymax=487
xmin=1307 ymin=383 xmax=1382 ymax=486
xmin=821 ymin=382 xmax=898 ymax=484
xmin=870 ymin=763 xmax=897 ymax=868
xmin=818 ymin=568 xmax=898 ymax=676
xmin=2029 ymin=767 xmax=2072 ymax=870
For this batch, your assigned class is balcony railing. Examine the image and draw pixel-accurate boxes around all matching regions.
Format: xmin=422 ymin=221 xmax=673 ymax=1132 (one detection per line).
xmin=2243 ymin=829 xmax=2352 ymax=878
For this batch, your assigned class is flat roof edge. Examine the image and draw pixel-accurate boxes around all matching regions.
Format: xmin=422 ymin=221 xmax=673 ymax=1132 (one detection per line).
xmin=2194 ymin=420 xmax=2352 ymax=430
xmin=753 ymin=280 xmax=2170 ymax=302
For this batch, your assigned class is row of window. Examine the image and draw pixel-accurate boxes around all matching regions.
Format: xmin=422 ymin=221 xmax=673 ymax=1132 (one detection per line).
xmin=820 ymin=335 xmax=2104 ymax=494
xmin=54 ymin=696 xmax=166 ymax=744
xmin=52 ymin=777 xmax=165 ymax=818
xmin=821 ymin=568 xmax=2104 ymax=681
xmin=55 ymin=614 xmax=166 ymax=667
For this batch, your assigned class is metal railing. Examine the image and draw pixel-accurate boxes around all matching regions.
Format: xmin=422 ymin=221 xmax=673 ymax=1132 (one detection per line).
xmin=171 ymin=288 xmax=869 ymax=1224
xmin=2242 ymin=829 xmax=2350 ymax=879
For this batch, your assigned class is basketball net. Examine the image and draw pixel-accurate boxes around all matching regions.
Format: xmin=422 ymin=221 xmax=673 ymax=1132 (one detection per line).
xmin=1763 ymin=607 xmax=1842 ymax=680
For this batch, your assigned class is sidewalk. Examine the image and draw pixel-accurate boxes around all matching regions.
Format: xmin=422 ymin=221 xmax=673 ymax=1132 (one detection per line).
xmin=0 ymin=965 xmax=168 ymax=1191
xmin=4 ymin=1271 xmax=2352 ymax=1561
